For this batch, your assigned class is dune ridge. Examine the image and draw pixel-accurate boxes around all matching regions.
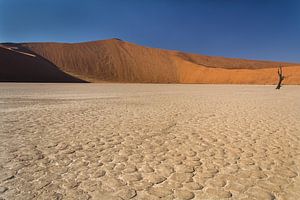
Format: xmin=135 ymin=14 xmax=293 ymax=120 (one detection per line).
xmin=1 ymin=39 xmax=300 ymax=84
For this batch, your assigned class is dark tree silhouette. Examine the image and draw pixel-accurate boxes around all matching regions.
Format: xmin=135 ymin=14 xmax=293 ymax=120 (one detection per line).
xmin=276 ymin=65 xmax=284 ymax=89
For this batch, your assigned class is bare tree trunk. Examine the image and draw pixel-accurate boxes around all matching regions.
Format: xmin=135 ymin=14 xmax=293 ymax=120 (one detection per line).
xmin=276 ymin=65 xmax=284 ymax=89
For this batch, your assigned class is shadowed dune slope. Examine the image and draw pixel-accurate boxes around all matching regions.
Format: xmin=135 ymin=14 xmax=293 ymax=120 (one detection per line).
xmin=1 ymin=39 xmax=300 ymax=83
xmin=0 ymin=44 xmax=86 ymax=82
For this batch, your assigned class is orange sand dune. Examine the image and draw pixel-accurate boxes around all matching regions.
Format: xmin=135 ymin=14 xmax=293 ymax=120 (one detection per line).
xmin=1 ymin=39 xmax=300 ymax=83
xmin=0 ymin=44 xmax=85 ymax=82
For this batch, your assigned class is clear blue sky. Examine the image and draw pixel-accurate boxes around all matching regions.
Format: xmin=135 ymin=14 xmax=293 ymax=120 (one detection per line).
xmin=0 ymin=0 xmax=299 ymax=62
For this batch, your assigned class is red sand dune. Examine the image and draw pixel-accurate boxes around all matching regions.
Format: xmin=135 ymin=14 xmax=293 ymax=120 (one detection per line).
xmin=1 ymin=39 xmax=300 ymax=84
xmin=0 ymin=44 xmax=85 ymax=82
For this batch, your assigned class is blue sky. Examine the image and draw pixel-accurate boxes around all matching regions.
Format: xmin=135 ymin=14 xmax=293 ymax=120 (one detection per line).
xmin=0 ymin=0 xmax=299 ymax=62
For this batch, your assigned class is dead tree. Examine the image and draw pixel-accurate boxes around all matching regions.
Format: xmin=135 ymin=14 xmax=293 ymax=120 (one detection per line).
xmin=276 ymin=65 xmax=284 ymax=89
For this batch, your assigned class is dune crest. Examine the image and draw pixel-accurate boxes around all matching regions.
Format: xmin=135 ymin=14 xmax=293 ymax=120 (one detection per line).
xmin=1 ymin=39 xmax=300 ymax=83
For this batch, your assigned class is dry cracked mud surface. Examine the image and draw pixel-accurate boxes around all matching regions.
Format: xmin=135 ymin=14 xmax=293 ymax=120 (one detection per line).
xmin=0 ymin=83 xmax=299 ymax=200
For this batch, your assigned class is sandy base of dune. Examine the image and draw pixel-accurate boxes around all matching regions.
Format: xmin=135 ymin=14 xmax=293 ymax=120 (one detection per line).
xmin=0 ymin=83 xmax=299 ymax=200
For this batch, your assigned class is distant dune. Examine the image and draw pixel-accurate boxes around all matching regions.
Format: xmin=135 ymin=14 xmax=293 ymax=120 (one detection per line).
xmin=1 ymin=38 xmax=300 ymax=84
xmin=0 ymin=44 xmax=85 ymax=82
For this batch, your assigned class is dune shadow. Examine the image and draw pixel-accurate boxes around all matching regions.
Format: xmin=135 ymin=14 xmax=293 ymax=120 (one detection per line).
xmin=0 ymin=43 xmax=88 ymax=83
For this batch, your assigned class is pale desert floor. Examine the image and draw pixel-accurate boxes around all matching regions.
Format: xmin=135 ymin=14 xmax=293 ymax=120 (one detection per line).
xmin=0 ymin=83 xmax=299 ymax=200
